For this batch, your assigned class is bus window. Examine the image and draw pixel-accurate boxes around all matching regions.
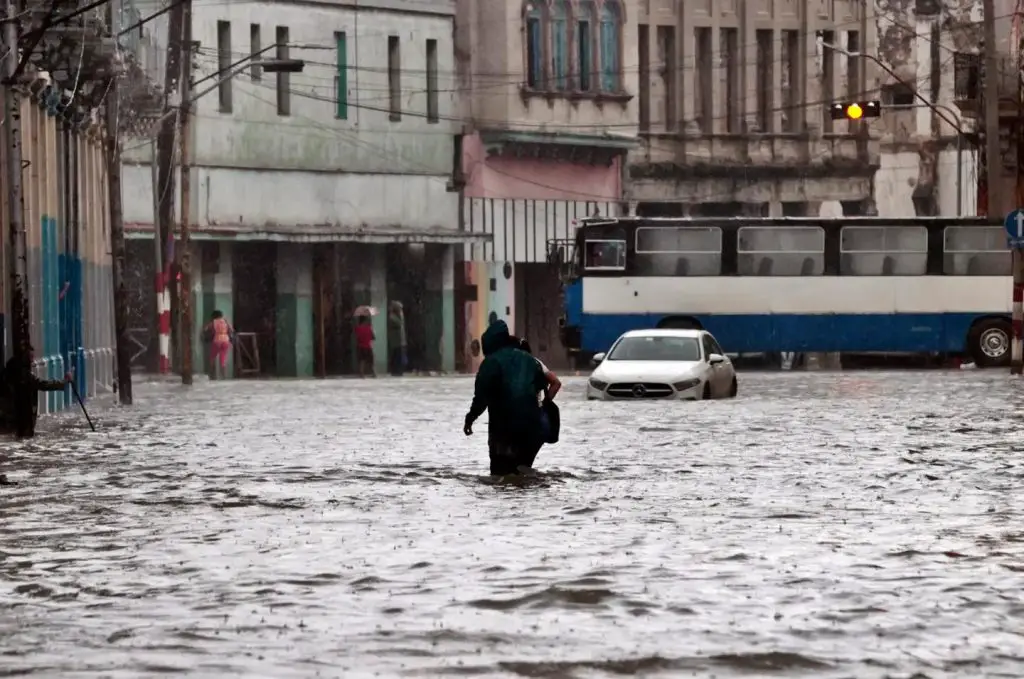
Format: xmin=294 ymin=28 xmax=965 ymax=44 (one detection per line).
xmin=737 ymin=226 xmax=824 ymax=275
xmin=583 ymin=239 xmax=626 ymax=270
xmin=634 ymin=226 xmax=721 ymax=276
xmin=943 ymin=226 xmax=1011 ymax=275
xmin=839 ymin=225 xmax=927 ymax=275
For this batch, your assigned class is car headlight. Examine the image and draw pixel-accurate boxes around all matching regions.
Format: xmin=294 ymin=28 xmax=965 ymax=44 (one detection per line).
xmin=589 ymin=378 xmax=608 ymax=390
xmin=672 ymin=378 xmax=700 ymax=391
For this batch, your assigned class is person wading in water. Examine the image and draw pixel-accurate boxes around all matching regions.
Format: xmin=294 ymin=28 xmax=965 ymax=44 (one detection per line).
xmin=0 ymin=348 xmax=73 ymax=439
xmin=512 ymin=337 xmax=561 ymax=469
xmin=463 ymin=320 xmax=547 ymax=477
xmin=202 ymin=310 xmax=235 ymax=380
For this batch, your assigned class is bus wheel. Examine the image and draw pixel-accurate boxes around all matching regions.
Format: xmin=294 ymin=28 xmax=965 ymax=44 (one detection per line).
xmin=968 ymin=318 xmax=1013 ymax=368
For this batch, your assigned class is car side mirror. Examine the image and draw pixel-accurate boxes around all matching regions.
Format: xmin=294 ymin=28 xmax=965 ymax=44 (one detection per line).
xmin=591 ymin=352 xmax=606 ymax=365
xmin=708 ymin=353 xmax=725 ymax=365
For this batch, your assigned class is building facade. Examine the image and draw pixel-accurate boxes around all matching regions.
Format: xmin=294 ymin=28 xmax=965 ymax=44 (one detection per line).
xmin=627 ymin=0 xmax=882 ymax=218
xmin=455 ymin=0 xmax=638 ymax=370
xmin=123 ymin=0 xmax=470 ymax=377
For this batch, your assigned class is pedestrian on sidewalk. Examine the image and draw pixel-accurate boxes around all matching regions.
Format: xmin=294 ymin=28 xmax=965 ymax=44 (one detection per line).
xmin=0 ymin=348 xmax=73 ymax=439
xmin=355 ymin=315 xmax=376 ymax=377
xmin=388 ymin=301 xmax=407 ymax=376
xmin=202 ymin=310 xmax=235 ymax=380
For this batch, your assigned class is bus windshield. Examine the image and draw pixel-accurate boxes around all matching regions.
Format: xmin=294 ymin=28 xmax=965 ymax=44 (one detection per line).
xmin=607 ymin=336 xmax=701 ymax=361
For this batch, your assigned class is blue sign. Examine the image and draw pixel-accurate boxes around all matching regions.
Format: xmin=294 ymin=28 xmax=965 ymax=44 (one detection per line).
xmin=1006 ymin=209 xmax=1024 ymax=248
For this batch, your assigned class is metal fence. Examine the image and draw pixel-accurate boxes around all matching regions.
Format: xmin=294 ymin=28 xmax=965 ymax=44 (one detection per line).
xmin=463 ymin=198 xmax=619 ymax=262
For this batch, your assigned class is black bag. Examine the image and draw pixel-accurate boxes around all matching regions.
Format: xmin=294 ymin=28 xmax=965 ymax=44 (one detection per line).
xmin=540 ymin=399 xmax=560 ymax=444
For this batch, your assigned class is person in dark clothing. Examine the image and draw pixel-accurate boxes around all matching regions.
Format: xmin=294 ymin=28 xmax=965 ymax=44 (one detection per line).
xmin=510 ymin=337 xmax=561 ymax=468
xmin=463 ymin=320 xmax=547 ymax=476
xmin=0 ymin=351 xmax=73 ymax=439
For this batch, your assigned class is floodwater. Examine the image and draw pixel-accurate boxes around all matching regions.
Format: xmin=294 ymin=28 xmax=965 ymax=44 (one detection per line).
xmin=3 ymin=372 xmax=1024 ymax=678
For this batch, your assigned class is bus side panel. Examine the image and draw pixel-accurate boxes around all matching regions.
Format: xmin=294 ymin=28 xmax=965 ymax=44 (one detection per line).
xmin=578 ymin=312 xmax=992 ymax=354
xmin=564 ymin=281 xmax=583 ymax=326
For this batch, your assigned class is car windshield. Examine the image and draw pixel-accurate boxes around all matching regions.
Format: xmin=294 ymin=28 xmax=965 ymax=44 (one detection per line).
xmin=607 ymin=336 xmax=701 ymax=362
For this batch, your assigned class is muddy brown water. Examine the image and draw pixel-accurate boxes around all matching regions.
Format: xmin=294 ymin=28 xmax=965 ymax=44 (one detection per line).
xmin=2 ymin=372 xmax=1024 ymax=677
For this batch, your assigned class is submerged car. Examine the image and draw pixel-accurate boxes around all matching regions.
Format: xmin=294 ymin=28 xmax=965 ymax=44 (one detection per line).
xmin=586 ymin=329 xmax=738 ymax=401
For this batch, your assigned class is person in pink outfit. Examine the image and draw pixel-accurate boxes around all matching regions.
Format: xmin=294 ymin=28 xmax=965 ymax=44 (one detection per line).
xmin=203 ymin=310 xmax=234 ymax=379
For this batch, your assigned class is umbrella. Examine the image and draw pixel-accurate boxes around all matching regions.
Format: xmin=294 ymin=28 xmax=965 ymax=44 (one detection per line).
xmin=353 ymin=305 xmax=378 ymax=317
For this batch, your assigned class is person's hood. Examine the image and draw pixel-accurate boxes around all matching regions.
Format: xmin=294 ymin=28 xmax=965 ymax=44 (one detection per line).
xmin=482 ymin=320 xmax=511 ymax=356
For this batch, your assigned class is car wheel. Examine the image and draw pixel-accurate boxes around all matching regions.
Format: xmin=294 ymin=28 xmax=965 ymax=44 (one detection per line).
xmin=702 ymin=382 xmax=712 ymax=400
xmin=727 ymin=376 xmax=738 ymax=398
xmin=968 ymin=318 xmax=1012 ymax=368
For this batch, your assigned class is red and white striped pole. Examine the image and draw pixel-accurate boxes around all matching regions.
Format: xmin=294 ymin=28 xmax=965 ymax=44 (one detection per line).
xmin=1012 ymin=250 xmax=1023 ymax=375
xmin=156 ymin=270 xmax=171 ymax=373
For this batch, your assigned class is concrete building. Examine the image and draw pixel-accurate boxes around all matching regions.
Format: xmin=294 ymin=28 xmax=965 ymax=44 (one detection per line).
xmin=122 ymin=0 xmax=471 ymax=377
xmin=872 ymin=1 xmax=979 ymax=217
xmin=628 ymin=0 xmax=881 ymax=217
xmin=454 ymin=0 xmax=638 ymax=370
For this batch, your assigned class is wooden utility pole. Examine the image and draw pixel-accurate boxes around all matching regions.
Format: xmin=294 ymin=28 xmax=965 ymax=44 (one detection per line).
xmin=105 ymin=77 xmax=132 ymax=404
xmin=3 ymin=0 xmax=29 ymax=366
xmin=154 ymin=0 xmax=186 ymax=374
xmin=178 ymin=0 xmax=194 ymax=385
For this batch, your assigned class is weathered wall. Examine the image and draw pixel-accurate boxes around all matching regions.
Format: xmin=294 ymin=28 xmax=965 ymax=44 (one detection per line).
xmin=872 ymin=0 xmax=980 ymax=216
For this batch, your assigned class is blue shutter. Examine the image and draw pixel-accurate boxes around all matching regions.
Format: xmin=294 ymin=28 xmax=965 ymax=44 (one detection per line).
xmin=599 ymin=3 xmax=619 ymax=91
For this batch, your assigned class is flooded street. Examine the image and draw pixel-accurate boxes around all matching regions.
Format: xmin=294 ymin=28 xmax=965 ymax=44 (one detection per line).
xmin=3 ymin=372 xmax=1024 ymax=677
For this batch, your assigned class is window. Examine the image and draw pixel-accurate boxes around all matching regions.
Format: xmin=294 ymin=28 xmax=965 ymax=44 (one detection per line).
xmin=426 ymin=38 xmax=438 ymax=123
xmin=820 ymin=30 xmax=834 ymax=132
xmin=882 ymin=82 xmax=916 ymax=107
xmin=943 ymin=226 xmax=1011 ymax=275
xmin=635 ymin=226 xmax=722 ymax=276
xmin=608 ymin=335 xmax=701 ymax=362
xmin=637 ymin=23 xmax=649 ymax=131
xmin=598 ymin=0 xmax=621 ymax=91
xmin=335 ymin=32 xmax=348 ymax=119
xmin=525 ymin=4 xmax=543 ymax=88
xmin=217 ymin=21 xmax=232 ymax=112
xmin=658 ymin=25 xmax=675 ymax=131
xmin=721 ymin=28 xmax=739 ymax=133
xmin=755 ymin=29 xmax=772 ymax=132
xmin=388 ymin=35 xmax=401 ymax=121
xmin=737 ymin=226 xmax=825 ymax=276
xmin=275 ymin=26 xmax=290 ymax=115
xmin=551 ymin=0 xmax=569 ymax=90
xmin=577 ymin=2 xmax=594 ymax=91
xmin=583 ymin=239 xmax=626 ymax=270
xmin=839 ymin=226 xmax=928 ymax=275
xmin=846 ymin=30 xmax=860 ymax=100
xmin=250 ymin=24 xmax=261 ymax=81
xmin=695 ymin=27 xmax=712 ymax=133
xmin=781 ymin=30 xmax=800 ymax=132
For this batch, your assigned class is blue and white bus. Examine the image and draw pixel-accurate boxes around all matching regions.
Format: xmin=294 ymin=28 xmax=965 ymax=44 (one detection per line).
xmin=556 ymin=216 xmax=1012 ymax=368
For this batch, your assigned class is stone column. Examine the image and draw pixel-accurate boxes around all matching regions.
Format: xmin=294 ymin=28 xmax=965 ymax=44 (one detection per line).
xmin=275 ymin=243 xmax=314 ymax=377
xmin=423 ymin=244 xmax=455 ymax=372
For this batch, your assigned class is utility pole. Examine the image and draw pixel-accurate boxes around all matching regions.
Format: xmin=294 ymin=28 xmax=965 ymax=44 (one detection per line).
xmin=106 ymin=75 xmax=132 ymax=404
xmin=154 ymin=0 xmax=186 ymax=375
xmin=4 ymin=0 xmax=29 ymax=366
xmin=178 ymin=0 xmax=194 ymax=385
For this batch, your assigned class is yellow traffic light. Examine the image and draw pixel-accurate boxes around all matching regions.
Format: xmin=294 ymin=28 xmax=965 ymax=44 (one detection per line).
xmin=829 ymin=100 xmax=881 ymax=120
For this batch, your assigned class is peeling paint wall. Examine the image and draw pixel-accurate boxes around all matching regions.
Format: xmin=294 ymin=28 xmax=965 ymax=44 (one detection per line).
xmin=871 ymin=0 xmax=979 ymax=217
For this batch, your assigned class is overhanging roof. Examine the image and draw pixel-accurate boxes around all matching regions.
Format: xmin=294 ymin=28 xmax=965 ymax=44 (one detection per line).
xmin=125 ymin=223 xmax=491 ymax=244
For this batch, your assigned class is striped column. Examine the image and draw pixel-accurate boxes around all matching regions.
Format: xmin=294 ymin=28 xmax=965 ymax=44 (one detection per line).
xmin=157 ymin=270 xmax=171 ymax=373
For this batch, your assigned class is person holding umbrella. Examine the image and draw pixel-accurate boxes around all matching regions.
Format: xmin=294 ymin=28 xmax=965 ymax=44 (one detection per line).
xmin=353 ymin=306 xmax=377 ymax=377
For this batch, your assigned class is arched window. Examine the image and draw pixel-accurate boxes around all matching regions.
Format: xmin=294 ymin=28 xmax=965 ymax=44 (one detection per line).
xmin=550 ymin=0 xmax=570 ymax=90
xmin=576 ymin=0 xmax=596 ymax=91
xmin=525 ymin=3 xmax=544 ymax=88
xmin=598 ymin=0 xmax=622 ymax=92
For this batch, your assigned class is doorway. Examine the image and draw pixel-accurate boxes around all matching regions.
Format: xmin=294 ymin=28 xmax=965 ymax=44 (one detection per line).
xmin=232 ymin=243 xmax=277 ymax=375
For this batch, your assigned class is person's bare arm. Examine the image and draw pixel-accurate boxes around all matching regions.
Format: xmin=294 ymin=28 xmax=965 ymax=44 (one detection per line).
xmin=544 ymin=370 xmax=561 ymax=400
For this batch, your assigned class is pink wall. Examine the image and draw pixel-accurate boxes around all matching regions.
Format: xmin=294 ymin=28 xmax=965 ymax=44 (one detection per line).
xmin=462 ymin=133 xmax=620 ymax=201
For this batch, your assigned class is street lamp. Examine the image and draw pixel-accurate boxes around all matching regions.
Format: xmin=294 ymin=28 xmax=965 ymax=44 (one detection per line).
xmin=821 ymin=41 xmax=971 ymax=216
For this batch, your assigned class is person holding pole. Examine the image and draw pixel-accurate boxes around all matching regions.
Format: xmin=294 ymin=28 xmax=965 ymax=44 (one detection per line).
xmin=0 ymin=348 xmax=73 ymax=438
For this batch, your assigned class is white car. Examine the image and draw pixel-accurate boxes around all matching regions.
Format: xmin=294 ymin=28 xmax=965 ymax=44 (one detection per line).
xmin=585 ymin=328 xmax=738 ymax=400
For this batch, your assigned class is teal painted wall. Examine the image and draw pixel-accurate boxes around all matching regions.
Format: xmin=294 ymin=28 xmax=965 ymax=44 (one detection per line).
xmin=276 ymin=244 xmax=314 ymax=377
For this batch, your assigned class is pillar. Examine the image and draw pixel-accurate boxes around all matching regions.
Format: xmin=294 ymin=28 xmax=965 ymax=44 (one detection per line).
xmin=423 ymin=244 xmax=454 ymax=372
xmin=275 ymin=243 xmax=314 ymax=377
xmin=201 ymin=242 xmax=234 ymax=377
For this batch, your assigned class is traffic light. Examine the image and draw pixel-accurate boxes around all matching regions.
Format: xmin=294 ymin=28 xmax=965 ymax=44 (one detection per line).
xmin=829 ymin=101 xmax=881 ymax=120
